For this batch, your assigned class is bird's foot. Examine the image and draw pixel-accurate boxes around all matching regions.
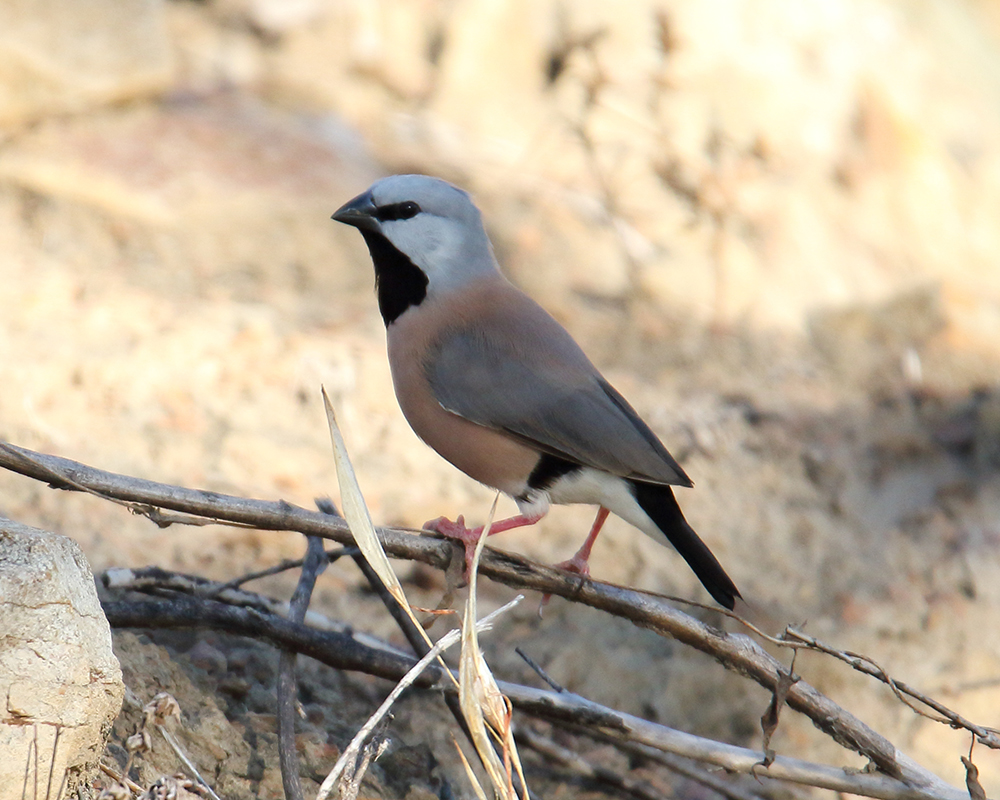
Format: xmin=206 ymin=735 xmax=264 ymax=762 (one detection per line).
xmin=424 ymin=512 xmax=545 ymax=580
xmin=423 ymin=515 xmax=484 ymax=580
xmin=423 ymin=514 xmax=475 ymax=540
xmin=539 ymin=550 xmax=593 ymax=614
xmin=552 ymin=552 xmax=592 ymax=578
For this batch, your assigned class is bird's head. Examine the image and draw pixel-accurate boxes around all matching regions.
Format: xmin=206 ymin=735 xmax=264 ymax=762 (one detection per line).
xmin=332 ymin=175 xmax=499 ymax=318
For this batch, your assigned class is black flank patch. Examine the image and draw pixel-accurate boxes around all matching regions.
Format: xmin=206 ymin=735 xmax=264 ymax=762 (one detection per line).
xmin=360 ymin=230 xmax=429 ymax=325
xmin=525 ymin=453 xmax=581 ymax=495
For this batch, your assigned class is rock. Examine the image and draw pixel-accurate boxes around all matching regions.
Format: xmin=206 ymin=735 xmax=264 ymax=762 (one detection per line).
xmin=0 ymin=94 xmax=377 ymax=320
xmin=0 ymin=517 xmax=124 ymax=798
xmin=0 ymin=0 xmax=172 ymax=127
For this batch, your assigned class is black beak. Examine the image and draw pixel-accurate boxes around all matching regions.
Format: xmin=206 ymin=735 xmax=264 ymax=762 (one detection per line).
xmin=331 ymin=190 xmax=379 ymax=231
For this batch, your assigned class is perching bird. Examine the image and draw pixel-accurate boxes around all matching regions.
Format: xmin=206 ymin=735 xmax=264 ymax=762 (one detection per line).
xmin=332 ymin=175 xmax=741 ymax=609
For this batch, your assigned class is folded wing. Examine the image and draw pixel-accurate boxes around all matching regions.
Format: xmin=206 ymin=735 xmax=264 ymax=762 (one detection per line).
xmin=427 ymin=310 xmax=692 ymax=488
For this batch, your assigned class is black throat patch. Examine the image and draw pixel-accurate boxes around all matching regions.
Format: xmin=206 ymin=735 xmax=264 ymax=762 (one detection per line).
xmin=360 ymin=230 xmax=429 ymax=325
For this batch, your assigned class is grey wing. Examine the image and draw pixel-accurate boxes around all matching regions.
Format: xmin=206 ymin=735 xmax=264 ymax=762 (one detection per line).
xmin=427 ymin=328 xmax=692 ymax=487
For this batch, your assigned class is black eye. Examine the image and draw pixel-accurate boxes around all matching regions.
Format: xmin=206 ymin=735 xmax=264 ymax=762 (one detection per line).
xmin=375 ymin=201 xmax=421 ymax=222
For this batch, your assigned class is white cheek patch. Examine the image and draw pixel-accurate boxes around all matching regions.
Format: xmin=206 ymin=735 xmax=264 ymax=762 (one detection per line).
xmin=383 ymin=221 xmax=447 ymax=277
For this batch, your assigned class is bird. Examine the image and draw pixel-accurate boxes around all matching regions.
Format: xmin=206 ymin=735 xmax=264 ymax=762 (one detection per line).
xmin=331 ymin=174 xmax=741 ymax=610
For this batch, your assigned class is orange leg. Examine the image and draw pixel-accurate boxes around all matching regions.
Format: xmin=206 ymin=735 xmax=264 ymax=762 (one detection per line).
xmin=553 ymin=506 xmax=610 ymax=577
xmin=424 ymin=513 xmax=543 ymax=578
xmin=539 ymin=506 xmax=611 ymax=612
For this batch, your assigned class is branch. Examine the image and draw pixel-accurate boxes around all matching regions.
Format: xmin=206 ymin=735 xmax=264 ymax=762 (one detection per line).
xmin=567 ymin=725 xmax=766 ymax=800
xmin=277 ymin=535 xmax=326 ymax=800
xmin=0 ymin=442 xmax=969 ymax=795
xmin=314 ymin=498 xmax=485 ymax=769
xmin=779 ymin=628 xmax=1000 ymax=748
xmin=214 ymin=545 xmax=357 ymax=592
xmin=102 ymin=565 xmax=412 ymax=657
xmin=102 ymin=591 xmax=966 ymax=800
xmin=515 ymin=724 xmax=672 ymax=800
xmin=103 ymin=596 xmax=435 ymax=686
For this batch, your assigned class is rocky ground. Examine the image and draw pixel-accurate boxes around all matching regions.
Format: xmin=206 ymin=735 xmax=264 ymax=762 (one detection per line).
xmin=3 ymin=0 xmax=1000 ymax=797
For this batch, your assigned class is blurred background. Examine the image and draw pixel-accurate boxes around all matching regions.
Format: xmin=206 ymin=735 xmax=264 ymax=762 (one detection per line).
xmin=2 ymin=0 xmax=1000 ymax=795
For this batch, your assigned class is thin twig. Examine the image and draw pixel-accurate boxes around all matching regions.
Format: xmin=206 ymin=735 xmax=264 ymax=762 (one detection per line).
xmin=214 ymin=545 xmax=355 ymax=593
xmin=44 ymin=726 xmax=60 ymax=800
xmin=563 ymin=723 xmax=767 ymax=800
xmin=315 ymin=596 xmax=525 ymax=799
xmin=780 ymin=627 xmax=1000 ymax=744
xmin=515 ymin=647 xmax=566 ymax=694
xmin=98 ymin=762 xmax=145 ymax=795
xmin=157 ymin=726 xmax=223 ymax=800
xmin=515 ymin=723 xmax=671 ymax=800
xmin=277 ymin=535 xmax=327 ymax=800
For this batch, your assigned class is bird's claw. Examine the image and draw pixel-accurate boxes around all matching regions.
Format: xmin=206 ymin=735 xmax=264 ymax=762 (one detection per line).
xmin=553 ymin=553 xmax=592 ymax=578
xmin=423 ymin=515 xmax=481 ymax=580
xmin=423 ymin=515 xmax=470 ymax=538
xmin=540 ymin=551 xmax=593 ymax=613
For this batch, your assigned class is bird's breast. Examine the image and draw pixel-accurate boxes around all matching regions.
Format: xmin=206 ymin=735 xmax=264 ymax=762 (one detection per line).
xmin=385 ymin=307 xmax=540 ymax=498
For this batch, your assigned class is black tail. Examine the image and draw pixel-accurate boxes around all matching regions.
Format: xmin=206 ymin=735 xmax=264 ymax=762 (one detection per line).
xmin=630 ymin=480 xmax=741 ymax=610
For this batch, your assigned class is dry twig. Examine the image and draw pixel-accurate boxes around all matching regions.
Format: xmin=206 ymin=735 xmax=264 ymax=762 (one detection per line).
xmin=101 ymin=586 xmax=966 ymax=800
xmin=515 ymin=724 xmax=671 ymax=800
xmin=277 ymin=535 xmax=326 ymax=800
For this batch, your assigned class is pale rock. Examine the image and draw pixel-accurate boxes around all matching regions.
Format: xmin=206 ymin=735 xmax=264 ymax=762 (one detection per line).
xmin=0 ymin=0 xmax=173 ymax=127
xmin=269 ymin=0 xmax=440 ymax=129
xmin=0 ymin=518 xmax=124 ymax=797
xmin=0 ymin=97 xmax=376 ymax=319
xmin=429 ymin=0 xmax=552 ymax=160
xmin=166 ymin=1 xmax=264 ymax=91
xmin=213 ymin=0 xmax=327 ymax=36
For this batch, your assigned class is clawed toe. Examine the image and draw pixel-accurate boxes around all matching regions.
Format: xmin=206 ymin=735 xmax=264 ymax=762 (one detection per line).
xmin=539 ymin=553 xmax=593 ymax=612
xmin=422 ymin=511 xmax=546 ymax=581
xmin=422 ymin=515 xmax=482 ymax=580
xmin=553 ymin=555 xmax=592 ymax=578
xmin=423 ymin=515 xmax=471 ymax=539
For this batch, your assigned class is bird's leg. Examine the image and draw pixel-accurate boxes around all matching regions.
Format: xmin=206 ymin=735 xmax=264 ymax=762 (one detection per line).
xmin=553 ymin=506 xmax=610 ymax=577
xmin=423 ymin=513 xmax=543 ymax=578
xmin=538 ymin=506 xmax=610 ymax=613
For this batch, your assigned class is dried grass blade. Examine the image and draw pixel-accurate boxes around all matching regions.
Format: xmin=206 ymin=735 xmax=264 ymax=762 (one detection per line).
xmin=458 ymin=495 xmax=529 ymax=799
xmin=322 ymin=387 xmax=407 ymax=606
xmin=316 ymin=595 xmax=523 ymax=800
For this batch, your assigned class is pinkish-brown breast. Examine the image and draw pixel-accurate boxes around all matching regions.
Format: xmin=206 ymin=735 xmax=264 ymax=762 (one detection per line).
xmin=385 ymin=278 xmax=540 ymax=497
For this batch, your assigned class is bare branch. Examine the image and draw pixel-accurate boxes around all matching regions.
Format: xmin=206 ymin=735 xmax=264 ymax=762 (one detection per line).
xmin=215 ymin=544 xmax=356 ymax=592
xmin=102 ymin=592 xmax=967 ymax=800
xmin=277 ymin=535 xmax=326 ymax=800
xmin=515 ymin=724 xmax=672 ymax=800
xmin=103 ymin=596 xmax=432 ymax=685
xmin=0 ymin=441 xmax=973 ymax=797
xmin=779 ymin=627 xmax=1000 ymax=748
xmin=102 ymin=565 xmax=415 ymax=658
xmin=569 ymin=726 xmax=767 ymax=800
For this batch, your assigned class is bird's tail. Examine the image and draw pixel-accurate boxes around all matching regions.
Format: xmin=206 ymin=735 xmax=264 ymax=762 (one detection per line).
xmin=630 ymin=480 xmax=741 ymax=610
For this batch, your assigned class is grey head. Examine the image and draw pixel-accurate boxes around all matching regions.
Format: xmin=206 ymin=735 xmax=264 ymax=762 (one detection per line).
xmin=332 ymin=175 xmax=500 ymax=324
